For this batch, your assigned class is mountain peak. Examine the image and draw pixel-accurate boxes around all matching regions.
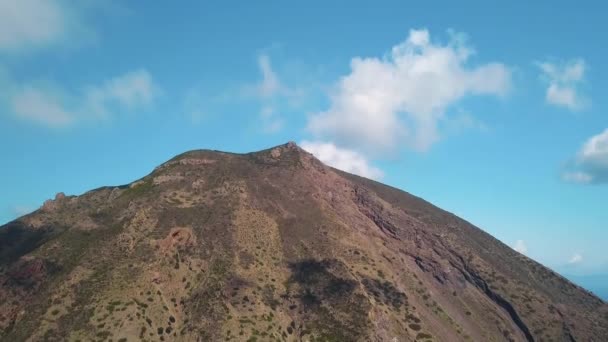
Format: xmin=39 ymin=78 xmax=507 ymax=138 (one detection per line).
xmin=266 ymin=140 xmax=308 ymax=158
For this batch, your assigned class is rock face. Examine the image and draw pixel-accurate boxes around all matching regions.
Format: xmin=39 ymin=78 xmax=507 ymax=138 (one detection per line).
xmin=0 ymin=142 xmax=606 ymax=341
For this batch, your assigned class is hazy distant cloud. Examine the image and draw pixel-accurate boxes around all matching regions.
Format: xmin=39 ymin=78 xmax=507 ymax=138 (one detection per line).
xmin=562 ymin=128 xmax=608 ymax=184
xmin=255 ymin=55 xmax=283 ymax=133
xmin=246 ymin=53 xmax=306 ymax=134
xmin=538 ymin=59 xmax=589 ymax=111
xmin=0 ymin=0 xmax=104 ymax=52
xmin=12 ymin=85 xmax=74 ymax=126
xmin=12 ymin=205 xmax=34 ymax=217
xmin=83 ymin=69 xmax=159 ymax=118
xmin=513 ymin=240 xmax=527 ymax=254
xmin=0 ymin=0 xmax=68 ymax=51
xmin=561 ymin=171 xmax=593 ymax=184
xmin=9 ymin=69 xmax=160 ymax=127
xmin=257 ymin=54 xmax=281 ymax=98
xmin=443 ymin=109 xmax=489 ymax=135
xmin=301 ymin=140 xmax=383 ymax=180
xmin=308 ymin=29 xmax=511 ymax=153
xmin=568 ymin=253 xmax=583 ymax=265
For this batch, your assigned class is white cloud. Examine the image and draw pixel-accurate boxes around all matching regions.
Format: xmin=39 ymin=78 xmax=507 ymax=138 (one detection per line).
xmin=0 ymin=0 xmax=67 ymax=51
xmin=301 ymin=140 xmax=383 ymax=180
xmin=257 ymin=54 xmax=281 ymax=98
xmin=12 ymin=85 xmax=74 ymax=126
xmin=307 ymin=28 xmax=511 ymax=153
xmin=249 ymin=54 xmax=304 ymax=134
xmin=563 ymin=128 xmax=608 ymax=184
xmin=8 ymin=69 xmax=159 ymax=127
xmin=538 ymin=59 xmax=588 ymax=111
xmin=84 ymin=69 xmax=159 ymax=118
xmin=579 ymin=129 xmax=608 ymax=170
xmin=513 ymin=240 xmax=527 ymax=254
xmin=568 ymin=253 xmax=583 ymax=264
xmin=0 ymin=0 xmax=103 ymax=52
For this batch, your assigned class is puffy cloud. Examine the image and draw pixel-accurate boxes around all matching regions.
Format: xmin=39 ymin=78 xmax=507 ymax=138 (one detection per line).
xmin=9 ymin=69 xmax=160 ymax=127
xmin=301 ymin=140 xmax=383 ymax=180
xmin=538 ymin=59 xmax=588 ymax=110
xmin=513 ymin=240 xmax=527 ymax=254
xmin=579 ymin=129 xmax=608 ymax=170
xmin=307 ymin=29 xmax=511 ymax=153
xmin=568 ymin=253 xmax=583 ymax=265
xmin=563 ymin=129 xmax=608 ymax=184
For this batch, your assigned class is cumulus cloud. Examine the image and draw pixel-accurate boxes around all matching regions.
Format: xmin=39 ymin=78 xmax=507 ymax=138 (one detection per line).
xmin=301 ymin=140 xmax=383 ymax=180
xmin=9 ymin=69 xmax=160 ymax=127
xmin=307 ymin=29 xmax=511 ymax=153
xmin=568 ymin=253 xmax=583 ymax=265
xmin=513 ymin=240 xmax=527 ymax=254
xmin=562 ymin=128 xmax=608 ymax=184
xmin=538 ymin=59 xmax=588 ymax=111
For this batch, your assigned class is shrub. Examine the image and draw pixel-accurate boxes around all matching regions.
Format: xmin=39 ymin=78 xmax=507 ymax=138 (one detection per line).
xmin=416 ymin=332 xmax=432 ymax=339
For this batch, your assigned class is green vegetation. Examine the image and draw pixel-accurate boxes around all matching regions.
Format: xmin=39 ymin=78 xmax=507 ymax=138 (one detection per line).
xmin=118 ymin=178 xmax=155 ymax=201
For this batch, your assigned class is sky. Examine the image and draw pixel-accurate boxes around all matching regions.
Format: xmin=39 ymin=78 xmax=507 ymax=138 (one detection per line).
xmin=0 ymin=1 xmax=606 ymax=297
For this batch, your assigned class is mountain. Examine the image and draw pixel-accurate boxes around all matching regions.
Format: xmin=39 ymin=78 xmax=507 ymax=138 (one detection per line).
xmin=1 ymin=142 xmax=606 ymax=341
xmin=566 ymin=274 xmax=608 ymax=302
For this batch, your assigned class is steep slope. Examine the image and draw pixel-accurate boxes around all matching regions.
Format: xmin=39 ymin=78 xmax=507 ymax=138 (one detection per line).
xmin=1 ymin=142 xmax=606 ymax=342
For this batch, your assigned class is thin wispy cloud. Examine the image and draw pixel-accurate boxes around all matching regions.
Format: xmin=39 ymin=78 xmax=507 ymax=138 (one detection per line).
xmin=0 ymin=0 xmax=104 ymax=53
xmin=257 ymin=54 xmax=281 ymax=98
xmin=255 ymin=55 xmax=284 ymax=132
xmin=83 ymin=69 xmax=160 ymax=118
xmin=0 ymin=0 xmax=69 ymax=51
xmin=11 ymin=85 xmax=74 ymax=127
xmin=242 ymin=53 xmax=309 ymax=133
xmin=8 ymin=69 xmax=160 ymax=127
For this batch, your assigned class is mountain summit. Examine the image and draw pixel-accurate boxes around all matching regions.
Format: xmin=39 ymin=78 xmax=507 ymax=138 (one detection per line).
xmin=1 ymin=143 xmax=606 ymax=341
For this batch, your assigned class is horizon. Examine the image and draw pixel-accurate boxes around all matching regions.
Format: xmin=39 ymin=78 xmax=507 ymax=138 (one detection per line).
xmin=1 ymin=1 xmax=607 ymax=301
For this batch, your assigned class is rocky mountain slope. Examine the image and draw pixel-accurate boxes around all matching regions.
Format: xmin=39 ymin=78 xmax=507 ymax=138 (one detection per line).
xmin=1 ymin=142 xmax=607 ymax=341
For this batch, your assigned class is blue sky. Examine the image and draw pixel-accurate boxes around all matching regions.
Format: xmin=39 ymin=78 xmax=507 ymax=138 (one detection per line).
xmin=1 ymin=1 xmax=606 ymax=295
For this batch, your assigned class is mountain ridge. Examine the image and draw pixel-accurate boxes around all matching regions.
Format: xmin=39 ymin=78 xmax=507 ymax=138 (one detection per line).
xmin=1 ymin=142 xmax=607 ymax=341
